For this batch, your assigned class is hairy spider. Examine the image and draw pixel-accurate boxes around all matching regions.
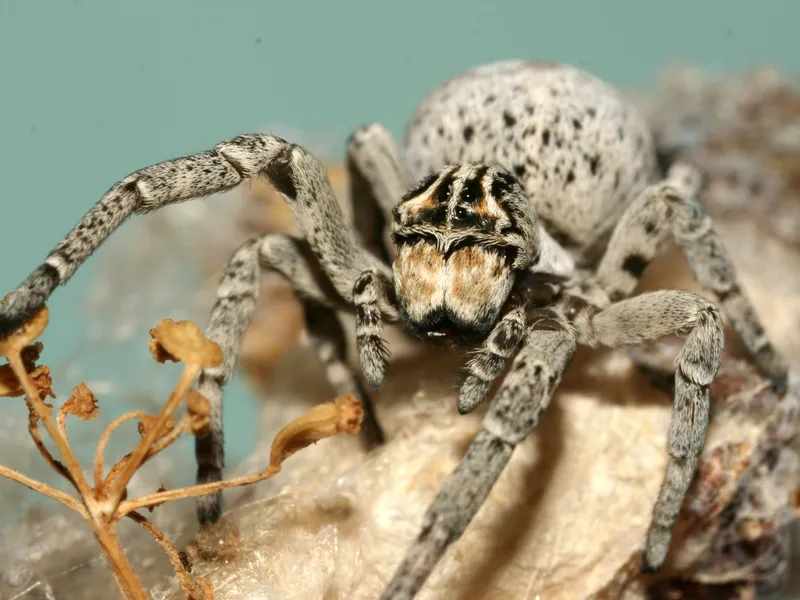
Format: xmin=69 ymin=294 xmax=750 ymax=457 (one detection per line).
xmin=0 ymin=60 xmax=788 ymax=599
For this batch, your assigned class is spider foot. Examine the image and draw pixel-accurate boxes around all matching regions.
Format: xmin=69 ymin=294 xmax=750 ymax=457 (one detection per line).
xmin=358 ymin=334 xmax=389 ymax=389
xmin=358 ymin=393 xmax=386 ymax=446
xmin=755 ymin=351 xmax=789 ymax=397
xmin=354 ymin=270 xmax=391 ymax=389
xmin=457 ymin=306 xmax=527 ymax=415
xmin=640 ymin=534 xmax=668 ymax=574
xmin=457 ymin=375 xmax=491 ymax=414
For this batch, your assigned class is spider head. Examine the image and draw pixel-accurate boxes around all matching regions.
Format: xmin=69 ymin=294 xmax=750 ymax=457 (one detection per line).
xmin=390 ymin=164 xmax=539 ymax=344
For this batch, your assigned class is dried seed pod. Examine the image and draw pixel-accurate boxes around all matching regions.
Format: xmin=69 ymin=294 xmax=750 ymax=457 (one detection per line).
xmin=148 ymin=319 xmax=223 ymax=368
xmin=137 ymin=415 xmax=177 ymax=439
xmin=267 ymin=394 xmax=363 ymax=474
xmin=61 ymin=383 xmax=100 ymax=421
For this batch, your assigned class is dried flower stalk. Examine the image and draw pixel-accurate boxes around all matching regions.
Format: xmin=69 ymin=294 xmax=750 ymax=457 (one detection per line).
xmin=0 ymin=308 xmax=363 ymax=600
xmin=116 ymin=393 xmax=363 ymax=516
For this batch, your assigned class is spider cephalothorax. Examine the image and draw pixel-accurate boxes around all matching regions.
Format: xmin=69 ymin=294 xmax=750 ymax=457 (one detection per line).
xmin=0 ymin=60 xmax=790 ymax=600
xmin=391 ymin=164 xmax=538 ymax=344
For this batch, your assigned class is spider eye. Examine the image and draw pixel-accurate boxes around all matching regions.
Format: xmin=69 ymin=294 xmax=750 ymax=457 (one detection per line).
xmin=455 ymin=205 xmax=468 ymax=219
xmin=460 ymin=178 xmax=483 ymax=205
xmin=436 ymin=180 xmax=452 ymax=203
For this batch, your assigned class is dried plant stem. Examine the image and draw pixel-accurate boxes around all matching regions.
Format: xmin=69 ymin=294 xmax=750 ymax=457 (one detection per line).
xmin=7 ymin=352 xmax=95 ymax=505
xmin=56 ymin=402 xmax=72 ymax=441
xmin=147 ymin=413 xmax=191 ymax=455
xmin=127 ymin=511 xmax=210 ymax=599
xmin=0 ymin=463 xmax=85 ymax=515
xmin=108 ymin=364 xmax=200 ymax=509
xmin=94 ymin=411 xmax=147 ymax=490
xmin=116 ymin=393 xmax=364 ymax=518
xmin=2 ymin=314 xmax=361 ymax=600
xmin=7 ymin=350 xmax=149 ymax=599
xmin=116 ymin=466 xmax=281 ymax=518
xmin=26 ymin=404 xmax=75 ymax=487
xmin=90 ymin=521 xmax=150 ymax=600
xmin=103 ymin=414 xmax=190 ymax=494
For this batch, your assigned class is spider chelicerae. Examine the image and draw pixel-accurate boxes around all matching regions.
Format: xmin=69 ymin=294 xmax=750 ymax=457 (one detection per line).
xmin=0 ymin=60 xmax=788 ymax=600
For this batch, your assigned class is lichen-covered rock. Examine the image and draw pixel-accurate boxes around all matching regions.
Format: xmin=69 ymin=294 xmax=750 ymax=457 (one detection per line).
xmin=640 ymin=66 xmax=800 ymax=249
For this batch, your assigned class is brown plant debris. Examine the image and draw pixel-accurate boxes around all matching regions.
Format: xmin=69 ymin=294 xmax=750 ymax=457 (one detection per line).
xmin=149 ymin=318 xmax=224 ymax=368
xmin=137 ymin=414 xmax=177 ymax=439
xmin=186 ymin=519 xmax=242 ymax=563
xmin=0 ymin=309 xmax=363 ymax=600
xmin=0 ymin=364 xmax=52 ymax=399
xmin=267 ymin=393 xmax=363 ymax=474
xmin=115 ymin=391 xmax=365 ymax=517
xmin=61 ymin=383 xmax=100 ymax=421
xmin=186 ymin=389 xmax=212 ymax=434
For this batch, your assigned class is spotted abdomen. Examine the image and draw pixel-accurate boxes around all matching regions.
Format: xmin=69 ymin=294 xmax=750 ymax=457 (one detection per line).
xmin=404 ymin=60 xmax=659 ymax=251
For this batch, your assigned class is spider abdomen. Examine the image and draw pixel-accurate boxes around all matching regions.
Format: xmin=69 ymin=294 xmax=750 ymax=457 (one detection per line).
xmin=404 ymin=60 xmax=659 ymax=251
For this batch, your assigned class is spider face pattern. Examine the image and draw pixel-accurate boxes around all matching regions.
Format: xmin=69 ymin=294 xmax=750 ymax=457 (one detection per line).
xmin=0 ymin=60 xmax=789 ymax=600
xmin=391 ymin=165 xmax=537 ymax=344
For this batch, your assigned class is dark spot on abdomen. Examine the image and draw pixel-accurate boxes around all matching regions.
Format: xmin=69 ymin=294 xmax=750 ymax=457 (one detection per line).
xmin=589 ymin=155 xmax=600 ymax=176
xmin=622 ymin=254 xmax=649 ymax=278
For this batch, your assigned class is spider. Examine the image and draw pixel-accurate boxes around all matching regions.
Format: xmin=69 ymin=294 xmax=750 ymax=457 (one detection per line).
xmin=0 ymin=60 xmax=788 ymax=600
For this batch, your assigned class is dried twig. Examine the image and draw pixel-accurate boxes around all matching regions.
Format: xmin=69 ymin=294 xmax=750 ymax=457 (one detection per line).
xmin=94 ymin=410 xmax=147 ymax=492
xmin=0 ymin=463 xmax=85 ymax=515
xmin=116 ymin=393 xmax=363 ymax=517
xmin=0 ymin=306 xmax=364 ymax=600
xmin=127 ymin=511 xmax=212 ymax=600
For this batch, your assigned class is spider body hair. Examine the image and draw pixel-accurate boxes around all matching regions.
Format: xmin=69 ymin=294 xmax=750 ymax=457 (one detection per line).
xmin=391 ymin=164 xmax=537 ymax=344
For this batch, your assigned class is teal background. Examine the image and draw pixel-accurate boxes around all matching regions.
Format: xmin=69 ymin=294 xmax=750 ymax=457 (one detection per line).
xmin=0 ymin=0 xmax=798 ymax=469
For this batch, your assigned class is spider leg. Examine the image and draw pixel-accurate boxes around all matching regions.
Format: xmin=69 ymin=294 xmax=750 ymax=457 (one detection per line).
xmin=594 ymin=162 xmax=787 ymax=392
xmin=0 ymin=134 xmax=397 ymax=336
xmin=457 ymin=305 xmax=527 ymax=414
xmin=302 ymin=299 xmax=385 ymax=447
xmin=195 ymin=232 xmax=345 ymax=523
xmin=353 ymin=268 xmax=395 ymax=389
xmin=344 ymin=123 xmax=411 ymax=389
xmin=257 ymin=235 xmax=386 ymax=446
xmin=197 ymin=228 xmax=391 ymax=523
xmin=381 ymin=318 xmax=576 ymax=600
xmin=578 ymin=290 xmax=723 ymax=571
xmin=347 ymin=123 xmax=412 ymax=263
